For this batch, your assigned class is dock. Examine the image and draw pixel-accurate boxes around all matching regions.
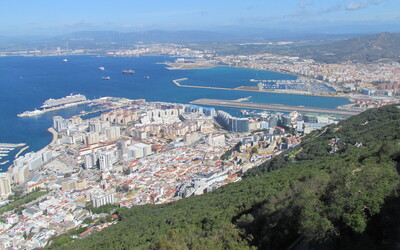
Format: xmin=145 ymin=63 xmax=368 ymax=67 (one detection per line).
xmin=0 ymin=143 xmax=26 ymax=148
xmin=15 ymin=146 xmax=29 ymax=159
xmin=172 ymin=78 xmax=233 ymax=91
xmin=190 ymin=98 xmax=362 ymax=116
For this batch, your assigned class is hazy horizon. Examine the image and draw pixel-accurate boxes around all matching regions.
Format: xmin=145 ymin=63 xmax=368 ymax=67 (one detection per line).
xmin=1 ymin=0 xmax=400 ymax=37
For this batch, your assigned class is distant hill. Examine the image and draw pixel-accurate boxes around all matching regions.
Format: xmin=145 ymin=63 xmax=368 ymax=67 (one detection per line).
xmin=54 ymin=30 xmax=234 ymax=43
xmin=0 ymin=30 xmax=239 ymax=50
xmin=0 ymin=30 xmax=359 ymax=51
xmin=297 ymin=32 xmax=400 ymax=63
xmin=49 ymin=105 xmax=400 ymax=249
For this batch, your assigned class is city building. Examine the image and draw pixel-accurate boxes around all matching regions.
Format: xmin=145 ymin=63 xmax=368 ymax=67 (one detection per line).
xmin=0 ymin=173 xmax=12 ymax=197
xmin=90 ymin=191 xmax=115 ymax=208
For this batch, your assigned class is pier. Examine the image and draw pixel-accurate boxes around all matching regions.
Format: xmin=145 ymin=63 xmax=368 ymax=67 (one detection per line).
xmin=190 ymin=98 xmax=362 ymax=116
xmin=172 ymin=78 xmax=234 ymax=91
xmin=250 ymin=79 xmax=317 ymax=83
xmin=15 ymin=146 xmax=29 ymax=159
xmin=75 ymin=108 xmax=108 ymax=117
xmin=0 ymin=143 xmax=26 ymax=148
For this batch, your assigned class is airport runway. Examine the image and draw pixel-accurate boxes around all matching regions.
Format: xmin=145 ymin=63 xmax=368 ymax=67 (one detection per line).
xmin=190 ymin=98 xmax=362 ymax=116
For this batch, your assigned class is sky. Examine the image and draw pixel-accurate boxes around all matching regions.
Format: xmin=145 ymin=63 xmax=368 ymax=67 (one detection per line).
xmin=0 ymin=0 xmax=399 ymax=36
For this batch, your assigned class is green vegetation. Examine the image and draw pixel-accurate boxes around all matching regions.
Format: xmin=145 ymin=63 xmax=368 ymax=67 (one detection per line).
xmin=88 ymin=204 xmax=119 ymax=214
xmin=0 ymin=190 xmax=48 ymax=215
xmin=220 ymin=142 xmax=241 ymax=160
xmin=51 ymin=105 xmax=400 ymax=249
xmin=48 ymin=225 xmax=90 ymax=248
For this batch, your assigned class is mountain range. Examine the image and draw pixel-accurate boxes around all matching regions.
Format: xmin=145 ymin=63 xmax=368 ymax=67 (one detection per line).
xmin=295 ymin=32 xmax=400 ymax=63
xmin=1 ymin=31 xmax=399 ymax=63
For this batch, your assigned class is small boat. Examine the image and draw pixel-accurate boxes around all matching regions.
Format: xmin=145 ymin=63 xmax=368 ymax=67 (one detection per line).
xmin=99 ymin=66 xmax=105 ymax=70
xmin=144 ymin=76 xmax=150 ymax=79
xmin=122 ymin=69 xmax=135 ymax=74
xmin=63 ymin=59 xmax=68 ymax=62
xmin=102 ymin=76 xmax=111 ymax=80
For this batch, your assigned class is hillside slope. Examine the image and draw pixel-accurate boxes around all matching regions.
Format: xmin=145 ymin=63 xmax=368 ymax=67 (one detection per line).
xmin=299 ymin=32 xmax=400 ymax=63
xmin=51 ymin=105 xmax=400 ymax=249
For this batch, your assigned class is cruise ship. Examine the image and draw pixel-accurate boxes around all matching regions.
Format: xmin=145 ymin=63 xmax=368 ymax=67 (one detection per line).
xmin=41 ymin=94 xmax=87 ymax=109
xmin=18 ymin=94 xmax=88 ymax=117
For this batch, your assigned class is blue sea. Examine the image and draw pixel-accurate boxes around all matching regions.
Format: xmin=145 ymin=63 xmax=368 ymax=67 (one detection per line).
xmin=0 ymin=55 xmax=350 ymax=171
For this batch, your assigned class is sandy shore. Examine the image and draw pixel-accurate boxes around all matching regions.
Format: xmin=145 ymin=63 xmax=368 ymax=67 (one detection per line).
xmin=47 ymin=128 xmax=58 ymax=146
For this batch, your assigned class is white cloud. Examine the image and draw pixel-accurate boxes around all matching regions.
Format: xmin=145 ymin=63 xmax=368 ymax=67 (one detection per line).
xmin=346 ymin=0 xmax=385 ymax=11
xmin=298 ymin=1 xmax=313 ymax=9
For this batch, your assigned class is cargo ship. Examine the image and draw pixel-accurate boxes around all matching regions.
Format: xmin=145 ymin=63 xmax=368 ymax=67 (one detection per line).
xmin=122 ymin=69 xmax=135 ymax=74
xmin=18 ymin=94 xmax=88 ymax=117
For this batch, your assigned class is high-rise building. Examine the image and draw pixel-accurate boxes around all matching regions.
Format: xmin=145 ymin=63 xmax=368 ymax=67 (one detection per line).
xmin=53 ymin=116 xmax=68 ymax=132
xmin=90 ymin=191 xmax=115 ymax=208
xmin=98 ymin=150 xmax=118 ymax=172
xmin=105 ymin=126 xmax=121 ymax=141
xmin=216 ymin=110 xmax=249 ymax=133
xmin=89 ymin=119 xmax=102 ymax=133
xmin=84 ymin=153 xmax=97 ymax=169
xmin=13 ymin=152 xmax=43 ymax=172
xmin=12 ymin=165 xmax=29 ymax=184
xmin=85 ymin=132 xmax=99 ymax=145
xmin=0 ymin=173 xmax=12 ymax=197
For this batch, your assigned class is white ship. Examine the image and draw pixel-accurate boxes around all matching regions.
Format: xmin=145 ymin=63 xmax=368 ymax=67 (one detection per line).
xmin=99 ymin=66 xmax=105 ymax=70
xmin=18 ymin=94 xmax=87 ymax=117
xmin=17 ymin=109 xmax=45 ymax=117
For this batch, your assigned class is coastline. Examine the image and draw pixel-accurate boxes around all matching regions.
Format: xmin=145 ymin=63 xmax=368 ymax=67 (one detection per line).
xmin=165 ymin=63 xmax=349 ymax=99
xmin=47 ymin=127 xmax=58 ymax=147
